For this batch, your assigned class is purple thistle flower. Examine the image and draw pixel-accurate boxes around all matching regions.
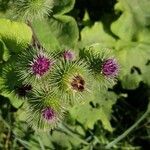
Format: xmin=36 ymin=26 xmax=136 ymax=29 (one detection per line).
xmin=102 ymin=58 xmax=119 ymax=77
xmin=31 ymin=54 xmax=53 ymax=76
xmin=42 ymin=107 xmax=55 ymax=121
xmin=63 ymin=50 xmax=75 ymax=61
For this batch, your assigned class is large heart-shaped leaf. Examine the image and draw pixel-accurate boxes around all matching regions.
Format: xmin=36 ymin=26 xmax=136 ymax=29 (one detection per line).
xmin=80 ymin=22 xmax=116 ymax=48
xmin=32 ymin=18 xmax=60 ymax=51
xmin=69 ymin=90 xmax=118 ymax=132
xmin=0 ymin=19 xmax=32 ymax=53
xmin=53 ymin=0 xmax=75 ymax=15
xmin=33 ymin=15 xmax=79 ymax=50
xmin=111 ymin=0 xmax=150 ymax=41
xmin=115 ymin=40 xmax=150 ymax=89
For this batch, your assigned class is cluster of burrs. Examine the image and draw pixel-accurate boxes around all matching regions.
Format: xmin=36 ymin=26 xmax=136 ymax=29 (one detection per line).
xmin=14 ymin=0 xmax=54 ymax=20
xmin=1 ymin=44 xmax=119 ymax=131
xmin=0 ymin=0 xmax=119 ymax=131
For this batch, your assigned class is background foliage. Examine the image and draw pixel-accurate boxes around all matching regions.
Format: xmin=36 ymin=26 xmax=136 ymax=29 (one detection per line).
xmin=0 ymin=0 xmax=150 ymax=149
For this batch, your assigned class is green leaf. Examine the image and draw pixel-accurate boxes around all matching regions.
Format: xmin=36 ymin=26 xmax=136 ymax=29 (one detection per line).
xmin=137 ymin=28 xmax=150 ymax=44
xmin=80 ymin=22 xmax=116 ymax=48
xmin=111 ymin=0 xmax=150 ymax=89
xmin=32 ymin=19 xmax=60 ymax=51
xmin=0 ymin=19 xmax=32 ymax=53
xmin=69 ymin=90 xmax=118 ymax=132
xmin=33 ymin=15 xmax=79 ymax=50
xmin=111 ymin=12 xmax=137 ymax=41
xmin=116 ymin=42 xmax=148 ymax=73
xmin=115 ymin=40 xmax=150 ymax=89
xmin=142 ymin=65 xmax=150 ymax=86
xmin=51 ymin=15 xmax=79 ymax=48
xmin=50 ymin=131 xmax=72 ymax=149
xmin=0 ymin=39 xmax=10 ymax=61
xmin=53 ymin=0 xmax=75 ymax=15
xmin=48 ymin=127 xmax=84 ymax=149
xmin=1 ymin=93 xmax=23 ymax=108
xmin=111 ymin=0 xmax=150 ymax=41
xmin=121 ymin=73 xmax=142 ymax=89
xmin=0 ymin=62 xmax=23 ymax=108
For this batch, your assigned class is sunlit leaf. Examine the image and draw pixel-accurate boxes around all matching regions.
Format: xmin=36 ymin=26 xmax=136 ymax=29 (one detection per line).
xmin=0 ymin=19 xmax=32 ymax=53
xmin=53 ymin=0 xmax=75 ymax=15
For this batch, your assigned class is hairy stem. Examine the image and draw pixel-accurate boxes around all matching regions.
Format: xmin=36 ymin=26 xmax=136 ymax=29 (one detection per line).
xmin=26 ymin=20 xmax=42 ymax=49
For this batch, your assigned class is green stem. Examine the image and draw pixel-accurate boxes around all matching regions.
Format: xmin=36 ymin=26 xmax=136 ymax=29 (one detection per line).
xmin=0 ymin=116 xmax=10 ymax=129
xmin=58 ymin=123 xmax=89 ymax=145
xmin=26 ymin=20 xmax=42 ymax=49
xmin=105 ymin=102 xmax=150 ymax=149
xmin=38 ymin=136 xmax=46 ymax=150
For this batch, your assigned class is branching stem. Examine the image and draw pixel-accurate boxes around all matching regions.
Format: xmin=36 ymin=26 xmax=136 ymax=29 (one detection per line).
xmin=105 ymin=101 xmax=150 ymax=149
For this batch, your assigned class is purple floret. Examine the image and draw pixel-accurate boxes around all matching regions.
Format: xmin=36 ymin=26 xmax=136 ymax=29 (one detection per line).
xmin=31 ymin=54 xmax=53 ymax=76
xmin=42 ymin=107 xmax=55 ymax=121
xmin=63 ymin=50 xmax=75 ymax=61
xmin=102 ymin=58 xmax=119 ymax=77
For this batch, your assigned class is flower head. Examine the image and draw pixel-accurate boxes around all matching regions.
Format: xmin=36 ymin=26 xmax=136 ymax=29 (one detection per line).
xmin=15 ymin=0 xmax=54 ymax=20
xmin=63 ymin=50 xmax=75 ymax=61
xmin=30 ymin=54 xmax=53 ymax=77
xmin=102 ymin=58 xmax=119 ymax=77
xmin=15 ymin=47 xmax=55 ymax=85
xmin=42 ymin=107 xmax=55 ymax=121
xmin=71 ymin=75 xmax=85 ymax=92
xmin=25 ymin=89 xmax=65 ymax=131
xmin=50 ymin=60 xmax=92 ymax=104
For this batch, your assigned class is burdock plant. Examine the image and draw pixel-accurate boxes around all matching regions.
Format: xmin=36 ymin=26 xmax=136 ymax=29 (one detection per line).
xmin=25 ymin=89 xmax=65 ymax=131
xmin=14 ymin=0 xmax=54 ymax=21
xmin=49 ymin=60 xmax=92 ymax=104
xmin=63 ymin=50 xmax=76 ymax=61
xmin=2 ymin=1 xmax=120 ymax=131
xmin=101 ymin=58 xmax=119 ymax=78
xmin=9 ymin=44 xmax=119 ymax=131
xmin=80 ymin=44 xmax=119 ymax=88
xmin=15 ymin=46 xmax=55 ymax=85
